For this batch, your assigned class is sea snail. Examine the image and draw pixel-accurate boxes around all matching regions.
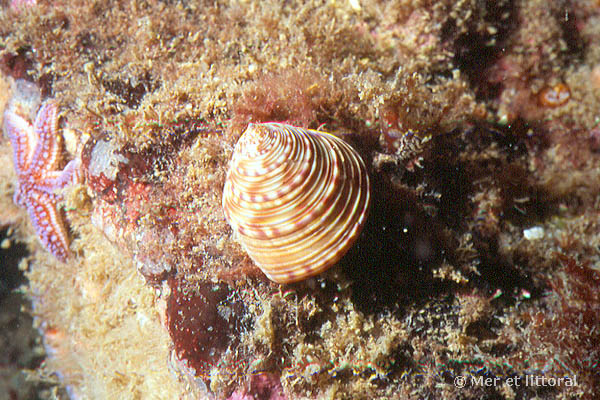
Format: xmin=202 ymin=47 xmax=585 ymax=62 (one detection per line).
xmin=222 ymin=123 xmax=371 ymax=283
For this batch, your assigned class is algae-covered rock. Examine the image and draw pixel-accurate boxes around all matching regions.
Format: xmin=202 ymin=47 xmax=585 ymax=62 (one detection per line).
xmin=1 ymin=0 xmax=599 ymax=399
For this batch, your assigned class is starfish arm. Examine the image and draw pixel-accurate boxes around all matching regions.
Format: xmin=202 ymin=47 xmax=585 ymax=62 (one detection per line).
xmin=35 ymin=158 xmax=82 ymax=194
xmin=31 ymin=101 xmax=61 ymax=173
xmin=13 ymin=184 xmax=25 ymax=207
xmin=26 ymin=190 xmax=71 ymax=261
xmin=3 ymin=107 xmax=36 ymax=175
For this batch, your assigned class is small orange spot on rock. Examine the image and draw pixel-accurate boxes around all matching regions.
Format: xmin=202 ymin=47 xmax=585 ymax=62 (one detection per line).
xmin=590 ymin=65 xmax=600 ymax=90
xmin=537 ymin=83 xmax=571 ymax=107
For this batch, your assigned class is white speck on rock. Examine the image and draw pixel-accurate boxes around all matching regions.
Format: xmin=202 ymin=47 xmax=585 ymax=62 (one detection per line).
xmin=89 ymin=139 xmax=129 ymax=180
xmin=523 ymin=226 xmax=544 ymax=241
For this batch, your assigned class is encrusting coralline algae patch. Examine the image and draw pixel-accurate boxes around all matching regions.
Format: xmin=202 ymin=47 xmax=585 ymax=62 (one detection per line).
xmin=1 ymin=0 xmax=600 ymax=399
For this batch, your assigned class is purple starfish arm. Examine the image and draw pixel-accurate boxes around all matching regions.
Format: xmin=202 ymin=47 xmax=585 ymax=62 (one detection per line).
xmin=30 ymin=101 xmax=61 ymax=174
xmin=35 ymin=158 xmax=82 ymax=194
xmin=3 ymin=108 xmax=35 ymax=176
xmin=25 ymin=190 xmax=71 ymax=262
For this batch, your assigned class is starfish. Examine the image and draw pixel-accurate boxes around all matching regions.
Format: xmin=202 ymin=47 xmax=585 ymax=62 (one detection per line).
xmin=4 ymin=100 xmax=80 ymax=261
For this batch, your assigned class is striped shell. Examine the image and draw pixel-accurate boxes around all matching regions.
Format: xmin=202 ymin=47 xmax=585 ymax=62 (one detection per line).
xmin=222 ymin=123 xmax=370 ymax=283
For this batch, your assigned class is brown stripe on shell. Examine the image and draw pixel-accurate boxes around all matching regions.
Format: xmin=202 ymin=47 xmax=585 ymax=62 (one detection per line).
xmin=222 ymin=123 xmax=371 ymax=283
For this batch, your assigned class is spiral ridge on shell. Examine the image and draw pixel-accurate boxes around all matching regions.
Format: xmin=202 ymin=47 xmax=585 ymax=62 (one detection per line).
xmin=222 ymin=123 xmax=371 ymax=283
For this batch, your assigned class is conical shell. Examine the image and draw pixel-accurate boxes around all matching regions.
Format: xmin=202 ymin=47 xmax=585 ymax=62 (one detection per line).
xmin=222 ymin=123 xmax=370 ymax=283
